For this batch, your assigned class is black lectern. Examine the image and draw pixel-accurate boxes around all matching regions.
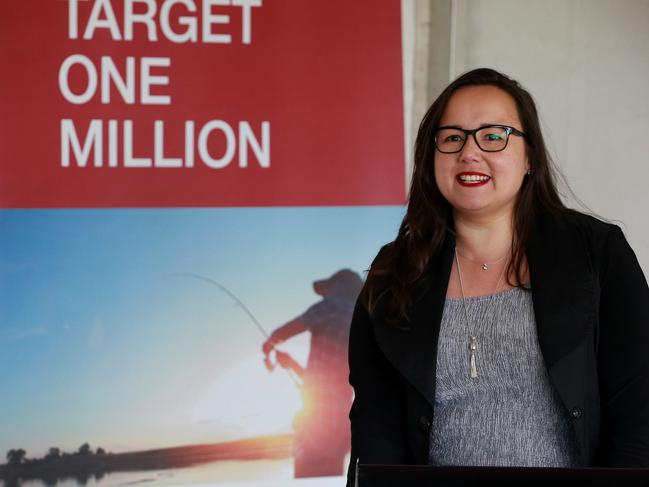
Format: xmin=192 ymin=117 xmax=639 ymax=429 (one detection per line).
xmin=356 ymin=464 xmax=649 ymax=487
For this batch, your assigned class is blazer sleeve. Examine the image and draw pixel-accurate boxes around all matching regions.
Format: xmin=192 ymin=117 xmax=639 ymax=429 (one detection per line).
xmin=597 ymin=225 xmax=649 ymax=466
xmin=346 ymin=295 xmax=408 ymax=486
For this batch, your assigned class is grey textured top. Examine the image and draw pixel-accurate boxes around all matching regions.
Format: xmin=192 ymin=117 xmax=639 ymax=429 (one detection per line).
xmin=428 ymin=287 xmax=579 ymax=467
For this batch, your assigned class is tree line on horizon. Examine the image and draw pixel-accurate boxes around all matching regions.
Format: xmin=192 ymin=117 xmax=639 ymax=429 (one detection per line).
xmin=4 ymin=443 xmax=108 ymax=466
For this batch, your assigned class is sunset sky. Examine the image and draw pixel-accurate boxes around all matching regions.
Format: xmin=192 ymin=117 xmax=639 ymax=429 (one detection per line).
xmin=0 ymin=206 xmax=403 ymax=458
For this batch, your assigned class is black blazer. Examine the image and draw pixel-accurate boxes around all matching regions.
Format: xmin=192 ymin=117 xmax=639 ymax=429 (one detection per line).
xmin=347 ymin=210 xmax=649 ymax=486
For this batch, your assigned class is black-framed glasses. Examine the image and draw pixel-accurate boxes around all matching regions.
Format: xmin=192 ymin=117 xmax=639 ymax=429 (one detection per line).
xmin=434 ymin=125 xmax=526 ymax=153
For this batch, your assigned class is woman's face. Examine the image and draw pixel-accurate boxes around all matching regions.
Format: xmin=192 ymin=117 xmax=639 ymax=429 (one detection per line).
xmin=434 ymin=85 xmax=529 ymax=220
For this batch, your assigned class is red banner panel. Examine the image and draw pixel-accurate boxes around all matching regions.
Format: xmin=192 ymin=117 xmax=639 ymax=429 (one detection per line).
xmin=0 ymin=0 xmax=405 ymax=208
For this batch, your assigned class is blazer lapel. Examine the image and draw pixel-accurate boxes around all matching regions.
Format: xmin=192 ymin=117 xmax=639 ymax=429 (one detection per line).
xmin=372 ymin=234 xmax=455 ymax=404
xmin=527 ymin=211 xmax=595 ymax=368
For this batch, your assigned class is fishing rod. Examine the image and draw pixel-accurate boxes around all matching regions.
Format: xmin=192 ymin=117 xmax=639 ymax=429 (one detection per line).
xmin=165 ymin=272 xmax=301 ymax=388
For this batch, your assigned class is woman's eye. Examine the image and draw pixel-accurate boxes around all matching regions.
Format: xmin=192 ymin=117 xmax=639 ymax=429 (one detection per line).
xmin=445 ymin=134 xmax=463 ymax=142
xmin=484 ymin=132 xmax=504 ymax=141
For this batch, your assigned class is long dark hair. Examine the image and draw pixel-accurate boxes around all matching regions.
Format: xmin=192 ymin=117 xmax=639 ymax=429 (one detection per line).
xmin=365 ymin=68 xmax=566 ymax=321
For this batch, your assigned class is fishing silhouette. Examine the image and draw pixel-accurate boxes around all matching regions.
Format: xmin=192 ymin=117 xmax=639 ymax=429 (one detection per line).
xmin=262 ymin=269 xmax=363 ymax=478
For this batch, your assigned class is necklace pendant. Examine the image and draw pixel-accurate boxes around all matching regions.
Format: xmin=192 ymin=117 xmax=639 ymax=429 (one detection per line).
xmin=469 ymin=336 xmax=478 ymax=378
xmin=482 ymin=263 xmax=488 ymax=271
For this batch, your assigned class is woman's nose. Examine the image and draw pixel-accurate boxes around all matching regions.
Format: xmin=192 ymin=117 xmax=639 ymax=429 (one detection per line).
xmin=459 ymin=134 xmax=482 ymax=162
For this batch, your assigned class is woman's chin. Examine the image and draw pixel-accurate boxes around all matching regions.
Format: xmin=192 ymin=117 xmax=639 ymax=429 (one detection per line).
xmin=450 ymin=199 xmax=491 ymax=214
xmin=451 ymin=200 xmax=515 ymax=220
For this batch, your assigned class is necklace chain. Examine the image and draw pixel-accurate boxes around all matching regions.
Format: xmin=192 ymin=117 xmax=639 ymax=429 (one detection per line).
xmin=455 ymin=249 xmax=509 ymax=271
xmin=455 ymin=248 xmax=508 ymax=378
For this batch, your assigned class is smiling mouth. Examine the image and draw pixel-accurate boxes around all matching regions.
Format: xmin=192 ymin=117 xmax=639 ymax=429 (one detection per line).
xmin=457 ymin=173 xmax=491 ymax=186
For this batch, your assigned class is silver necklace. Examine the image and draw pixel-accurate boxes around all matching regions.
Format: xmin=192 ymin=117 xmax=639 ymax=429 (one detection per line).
xmin=455 ymin=249 xmax=509 ymax=271
xmin=455 ymin=248 xmax=508 ymax=378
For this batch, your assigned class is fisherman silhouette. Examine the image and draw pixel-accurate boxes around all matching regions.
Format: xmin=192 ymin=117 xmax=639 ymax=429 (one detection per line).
xmin=262 ymin=269 xmax=363 ymax=478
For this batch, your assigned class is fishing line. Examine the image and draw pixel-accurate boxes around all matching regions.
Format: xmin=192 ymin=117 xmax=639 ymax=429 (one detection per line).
xmin=164 ymin=272 xmax=301 ymax=388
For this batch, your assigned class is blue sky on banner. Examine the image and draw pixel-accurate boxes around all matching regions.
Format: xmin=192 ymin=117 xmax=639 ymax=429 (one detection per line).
xmin=0 ymin=206 xmax=403 ymax=457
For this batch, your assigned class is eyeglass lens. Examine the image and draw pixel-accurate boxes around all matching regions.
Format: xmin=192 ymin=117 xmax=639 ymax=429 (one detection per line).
xmin=435 ymin=126 xmax=510 ymax=153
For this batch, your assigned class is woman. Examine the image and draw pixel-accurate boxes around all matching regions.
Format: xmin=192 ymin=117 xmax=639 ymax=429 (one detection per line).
xmin=347 ymin=68 xmax=649 ymax=485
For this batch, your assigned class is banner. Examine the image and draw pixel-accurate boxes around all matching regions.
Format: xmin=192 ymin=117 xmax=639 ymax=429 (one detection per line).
xmin=0 ymin=0 xmax=404 ymax=207
xmin=0 ymin=1 xmax=405 ymax=486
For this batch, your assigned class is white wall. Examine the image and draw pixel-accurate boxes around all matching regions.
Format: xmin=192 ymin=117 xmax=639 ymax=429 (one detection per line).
xmin=437 ymin=0 xmax=649 ymax=273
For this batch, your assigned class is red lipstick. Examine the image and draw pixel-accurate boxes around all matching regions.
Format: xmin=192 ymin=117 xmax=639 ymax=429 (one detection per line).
xmin=456 ymin=171 xmax=491 ymax=187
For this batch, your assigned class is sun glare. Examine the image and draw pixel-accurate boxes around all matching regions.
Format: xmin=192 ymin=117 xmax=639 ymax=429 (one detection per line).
xmin=192 ymin=353 xmax=303 ymax=440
